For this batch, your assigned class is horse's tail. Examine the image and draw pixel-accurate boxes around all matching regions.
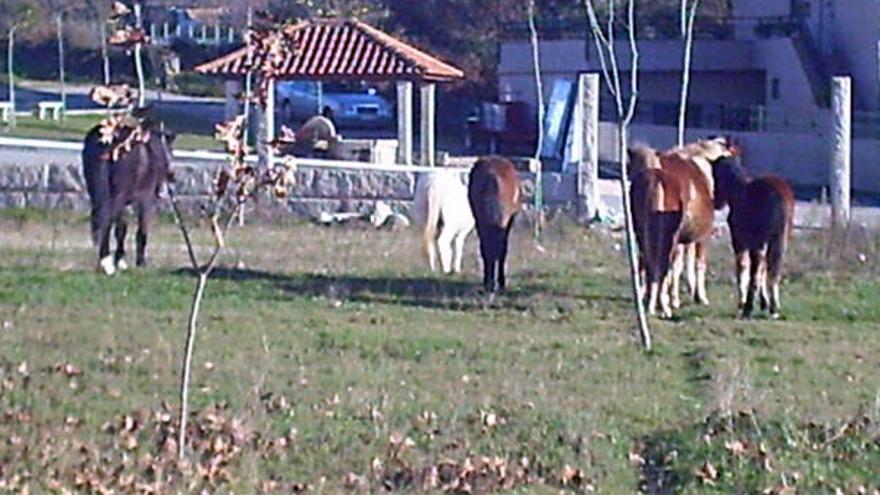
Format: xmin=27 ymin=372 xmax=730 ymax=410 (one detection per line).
xmin=420 ymin=179 xmax=443 ymax=260
xmin=82 ymin=126 xmax=111 ymax=245
xmin=468 ymin=164 xmax=503 ymax=227
xmin=633 ymin=170 xmax=681 ymax=285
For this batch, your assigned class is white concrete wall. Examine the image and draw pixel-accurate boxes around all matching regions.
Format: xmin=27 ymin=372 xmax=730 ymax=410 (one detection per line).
xmin=599 ymin=121 xmax=880 ymax=193
xmin=830 ymin=0 xmax=879 ymax=111
xmin=498 ymin=38 xmax=762 ymax=118
xmin=752 ymin=38 xmax=819 ymax=120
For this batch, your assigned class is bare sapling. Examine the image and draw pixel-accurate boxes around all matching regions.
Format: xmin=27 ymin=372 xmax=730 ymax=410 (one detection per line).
xmin=170 ymin=21 xmax=299 ymax=459
xmin=527 ymin=0 xmax=545 ymax=238
xmin=677 ymin=0 xmax=700 ymax=147
xmin=583 ymin=0 xmax=651 ymax=350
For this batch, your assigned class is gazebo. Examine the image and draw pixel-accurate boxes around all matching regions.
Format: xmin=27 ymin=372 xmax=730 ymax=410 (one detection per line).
xmin=195 ymin=18 xmax=465 ymax=166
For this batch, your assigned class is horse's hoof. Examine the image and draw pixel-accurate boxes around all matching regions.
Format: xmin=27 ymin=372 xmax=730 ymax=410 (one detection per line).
xmin=99 ymin=256 xmax=116 ymax=276
xmin=116 ymin=258 xmax=129 ymax=272
xmin=769 ymin=312 xmax=781 ymax=320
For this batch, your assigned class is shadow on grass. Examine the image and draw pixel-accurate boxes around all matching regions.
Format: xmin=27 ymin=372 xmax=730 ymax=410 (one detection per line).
xmin=173 ymin=267 xmax=630 ymax=313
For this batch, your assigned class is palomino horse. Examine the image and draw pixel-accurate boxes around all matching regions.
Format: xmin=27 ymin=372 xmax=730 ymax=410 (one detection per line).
xmin=412 ymin=170 xmax=475 ymax=273
xmin=467 ymin=156 xmax=521 ymax=293
xmin=629 ymin=137 xmax=734 ymax=317
xmin=712 ymin=154 xmax=794 ymax=318
xmin=82 ymin=120 xmax=175 ymax=275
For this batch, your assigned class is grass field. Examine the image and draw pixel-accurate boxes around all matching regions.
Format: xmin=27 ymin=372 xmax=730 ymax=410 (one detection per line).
xmin=1 ymin=211 xmax=879 ymax=493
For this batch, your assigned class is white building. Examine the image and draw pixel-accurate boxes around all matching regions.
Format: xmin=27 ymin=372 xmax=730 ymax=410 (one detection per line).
xmin=497 ymin=0 xmax=880 ymax=192
xmin=499 ymin=0 xmax=878 ymax=131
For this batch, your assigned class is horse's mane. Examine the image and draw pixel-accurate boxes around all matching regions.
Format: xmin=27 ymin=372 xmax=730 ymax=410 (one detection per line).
xmin=665 ymin=137 xmax=731 ymax=162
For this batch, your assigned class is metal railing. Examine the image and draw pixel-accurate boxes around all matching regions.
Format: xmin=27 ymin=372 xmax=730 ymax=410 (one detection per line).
xmin=146 ymin=22 xmax=241 ymax=46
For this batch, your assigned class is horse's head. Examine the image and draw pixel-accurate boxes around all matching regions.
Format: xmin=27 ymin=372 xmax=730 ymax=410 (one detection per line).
xmin=711 ymin=155 xmax=748 ymax=209
xmin=142 ymin=119 xmax=176 ymax=181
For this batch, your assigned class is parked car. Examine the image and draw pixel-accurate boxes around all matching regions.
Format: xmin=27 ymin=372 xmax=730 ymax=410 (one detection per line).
xmin=275 ymin=81 xmax=393 ymax=129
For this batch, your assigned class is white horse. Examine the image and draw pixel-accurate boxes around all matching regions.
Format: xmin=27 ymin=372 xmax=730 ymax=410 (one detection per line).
xmin=412 ymin=170 xmax=475 ymax=273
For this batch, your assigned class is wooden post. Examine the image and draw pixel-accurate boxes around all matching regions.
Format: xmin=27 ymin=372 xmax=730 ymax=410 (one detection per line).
xmin=214 ymin=25 xmax=221 ymax=45
xmin=163 ymin=22 xmax=169 ymax=41
xmin=396 ymin=81 xmax=413 ymax=165
xmin=420 ymin=83 xmax=436 ymax=167
xmin=228 ymin=27 xmax=235 ymax=44
xmin=830 ymin=76 xmax=851 ymax=227
xmin=578 ymin=73 xmax=600 ymax=221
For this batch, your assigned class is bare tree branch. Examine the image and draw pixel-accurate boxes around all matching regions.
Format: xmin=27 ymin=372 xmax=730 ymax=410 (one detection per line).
xmin=677 ymin=0 xmax=700 ymax=147
xmin=583 ymin=0 xmax=651 ymax=350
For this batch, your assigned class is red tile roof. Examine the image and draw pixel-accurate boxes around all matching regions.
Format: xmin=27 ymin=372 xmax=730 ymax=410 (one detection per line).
xmin=195 ymin=18 xmax=464 ymax=82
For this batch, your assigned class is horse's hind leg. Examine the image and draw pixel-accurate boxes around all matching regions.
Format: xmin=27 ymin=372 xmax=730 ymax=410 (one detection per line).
xmin=478 ymin=225 xmax=500 ymax=293
xmin=437 ymin=225 xmax=456 ymax=274
xmin=452 ymin=228 xmax=470 ymax=274
xmin=766 ymin=234 xmax=787 ymax=318
xmin=97 ymin=216 xmax=116 ymax=275
xmin=742 ymin=248 xmax=766 ymax=318
xmin=497 ymin=222 xmax=514 ymax=292
xmin=735 ymin=249 xmax=750 ymax=310
xmin=114 ymin=216 xmax=129 ymax=271
xmin=136 ymin=202 xmax=156 ymax=267
xmin=670 ymin=245 xmax=685 ymax=309
xmin=694 ymin=240 xmax=711 ymax=305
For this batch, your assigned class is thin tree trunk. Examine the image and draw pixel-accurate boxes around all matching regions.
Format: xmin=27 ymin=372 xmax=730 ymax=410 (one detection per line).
xmin=57 ymin=15 xmax=66 ymax=119
xmin=243 ymin=5 xmax=254 ymax=146
xmin=100 ymin=21 xmax=110 ymax=85
xmin=618 ymin=123 xmax=651 ymax=350
xmin=134 ymin=2 xmax=146 ymax=108
xmin=177 ymin=270 xmax=208 ymax=459
xmin=677 ymin=0 xmax=699 ymax=147
xmin=8 ymin=26 xmax=16 ymax=128
xmin=527 ymin=0 xmax=544 ymax=238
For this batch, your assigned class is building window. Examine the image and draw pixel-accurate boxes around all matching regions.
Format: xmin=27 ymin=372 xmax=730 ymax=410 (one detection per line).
xmin=771 ymin=78 xmax=781 ymax=100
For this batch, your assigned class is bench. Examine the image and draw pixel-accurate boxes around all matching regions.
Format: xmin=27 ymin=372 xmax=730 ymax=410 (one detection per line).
xmin=38 ymin=101 xmax=64 ymax=121
xmin=0 ymin=102 xmax=12 ymax=122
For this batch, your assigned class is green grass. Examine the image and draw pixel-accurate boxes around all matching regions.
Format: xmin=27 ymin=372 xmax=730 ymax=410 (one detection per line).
xmin=0 ymin=114 xmax=220 ymax=151
xmin=0 ymin=216 xmax=879 ymax=493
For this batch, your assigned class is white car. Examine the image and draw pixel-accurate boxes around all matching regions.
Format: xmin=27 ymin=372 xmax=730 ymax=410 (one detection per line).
xmin=275 ymin=81 xmax=393 ymax=129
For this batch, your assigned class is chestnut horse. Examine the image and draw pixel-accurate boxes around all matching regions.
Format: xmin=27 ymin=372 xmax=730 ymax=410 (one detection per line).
xmin=629 ymin=137 xmax=734 ymax=317
xmin=467 ymin=156 xmax=521 ymax=293
xmin=712 ymin=154 xmax=794 ymax=318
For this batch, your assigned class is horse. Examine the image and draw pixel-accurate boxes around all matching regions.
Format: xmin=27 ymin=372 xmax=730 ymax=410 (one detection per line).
xmin=629 ymin=148 xmax=684 ymax=318
xmin=628 ymin=137 xmax=734 ymax=316
xmin=467 ymin=156 xmax=521 ymax=293
xmin=712 ymin=154 xmax=794 ymax=318
xmin=412 ymin=170 xmax=474 ymax=274
xmin=82 ymin=120 xmax=175 ymax=275
xmin=630 ymin=137 xmax=732 ymax=314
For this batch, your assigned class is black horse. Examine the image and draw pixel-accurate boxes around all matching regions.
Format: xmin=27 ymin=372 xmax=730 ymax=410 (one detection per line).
xmin=82 ymin=120 xmax=175 ymax=275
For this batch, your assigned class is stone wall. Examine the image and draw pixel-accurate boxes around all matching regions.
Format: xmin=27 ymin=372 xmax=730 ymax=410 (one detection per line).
xmin=0 ymin=145 xmax=578 ymax=218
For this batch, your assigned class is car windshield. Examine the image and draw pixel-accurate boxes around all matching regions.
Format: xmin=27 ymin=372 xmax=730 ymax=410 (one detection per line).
xmin=281 ymin=81 xmax=377 ymax=94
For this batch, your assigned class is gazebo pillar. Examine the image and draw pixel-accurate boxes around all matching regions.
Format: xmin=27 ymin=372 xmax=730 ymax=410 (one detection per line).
xmin=396 ymin=81 xmax=413 ymax=165
xmin=420 ymin=82 xmax=436 ymax=167
xmin=257 ymin=78 xmax=276 ymax=168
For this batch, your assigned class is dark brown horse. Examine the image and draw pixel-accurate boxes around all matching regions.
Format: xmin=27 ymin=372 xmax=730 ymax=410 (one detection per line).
xmin=712 ymin=154 xmax=794 ymax=318
xmin=629 ymin=138 xmax=733 ymax=317
xmin=82 ymin=120 xmax=175 ymax=275
xmin=467 ymin=156 xmax=522 ymax=293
